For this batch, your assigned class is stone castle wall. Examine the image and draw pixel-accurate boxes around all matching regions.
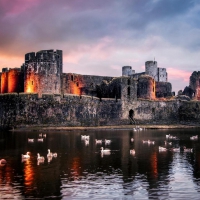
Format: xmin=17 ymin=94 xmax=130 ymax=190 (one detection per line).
xmin=24 ymin=50 xmax=62 ymax=96
xmin=0 ymin=93 xmax=197 ymax=129
xmin=61 ymin=73 xmax=113 ymax=96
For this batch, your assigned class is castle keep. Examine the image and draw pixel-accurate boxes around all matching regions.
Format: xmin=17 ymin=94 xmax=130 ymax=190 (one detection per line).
xmin=0 ymin=49 xmax=199 ymax=129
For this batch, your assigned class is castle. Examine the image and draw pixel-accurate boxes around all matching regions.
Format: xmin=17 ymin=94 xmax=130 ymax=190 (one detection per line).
xmin=1 ymin=49 xmax=199 ymax=129
xmin=0 ymin=49 xmax=172 ymax=100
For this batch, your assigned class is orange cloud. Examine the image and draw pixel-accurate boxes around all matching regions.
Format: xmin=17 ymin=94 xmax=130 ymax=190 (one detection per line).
xmin=0 ymin=56 xmax=23 ymax=71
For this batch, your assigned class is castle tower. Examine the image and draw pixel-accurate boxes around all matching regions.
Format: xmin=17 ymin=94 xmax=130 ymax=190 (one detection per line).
xmin=8 ymin=68 xmax=24 ymax=93
xmin=137 ymin=75 xmax=155 ymax=99
xmin=1 ymin=68 xmax=8 ymax=93
xmin=145 ymin=61 xmax=158 ymax=81
xmin=24 ymin=49 xmax=62 ymax=96
xmin=122 ymin=66 xmax=135 ymax=76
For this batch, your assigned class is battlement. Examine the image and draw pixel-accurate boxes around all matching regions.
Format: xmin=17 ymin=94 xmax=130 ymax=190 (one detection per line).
xmin=25 ymin=49 xmax=62 ymax=64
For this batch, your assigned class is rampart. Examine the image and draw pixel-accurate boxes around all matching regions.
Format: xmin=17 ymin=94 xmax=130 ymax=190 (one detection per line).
xmin=0 ymin=93 xmax=198 ymax=130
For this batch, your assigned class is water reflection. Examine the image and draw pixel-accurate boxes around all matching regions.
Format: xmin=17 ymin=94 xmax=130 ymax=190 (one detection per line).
xmin=0 ymin=129 xmax=200 ymax=198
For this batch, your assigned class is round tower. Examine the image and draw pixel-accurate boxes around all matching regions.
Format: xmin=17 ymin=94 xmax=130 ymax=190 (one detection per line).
xmin=122 ymin=66 xmax=133 ymax=76
xmin=145 ymin=61 xmax=158 ymax=81
xmin=24 ymin=50 xmax=63 ymax=96
xmin=137 ymin=75 xmax=155 ymax=99
xmin=1 ymin=69 xmax=8 ymax=93
xmin=8 ymin=68 xmax=23 ymax=93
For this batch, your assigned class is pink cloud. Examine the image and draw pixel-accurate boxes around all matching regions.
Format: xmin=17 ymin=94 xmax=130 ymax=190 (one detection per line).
xmin=1 ymin=0 xmax=40 ymax=17
xmin=167 ymin=67 xmax=191 ymax=82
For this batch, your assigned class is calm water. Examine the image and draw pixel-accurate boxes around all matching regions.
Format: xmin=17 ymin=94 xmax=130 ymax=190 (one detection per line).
xmin=0 ymin=128 xmax=200 ymax=199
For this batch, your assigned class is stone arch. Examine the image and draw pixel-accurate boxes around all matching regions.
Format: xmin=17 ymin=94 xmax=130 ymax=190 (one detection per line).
xmin=129 ymin=109 xmax=134 ymax=119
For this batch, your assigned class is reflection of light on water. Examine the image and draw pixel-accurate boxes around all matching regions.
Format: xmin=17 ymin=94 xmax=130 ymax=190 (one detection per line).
xmin=23 ymin=159 xmax=34 ymax=193
xmin=0 ymin=163 xmax=23 ymax=198
xmin=150 ymin=151 xmax=158 ymax=178
xmin=71 ymin=157 xmax=81 ymax=177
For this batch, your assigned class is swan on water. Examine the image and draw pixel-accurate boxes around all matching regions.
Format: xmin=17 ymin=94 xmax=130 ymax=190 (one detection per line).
xmin=159 ymin=146 xmax=167 ymax=151
xmin=100 ymin=147 xmax=111 ymax=152
xmin=37 ymin=153 xmax=45 ymax=161
xmin=47 ymin=149 xmax=57 ymax=157
xmin=190 ymin=135 xmax=198 ymax=140
xmin=38 ymin=138 xmax=44 ymax=142
xmin=22 ymin=152 xmax=30 ymax=159
xmin=183 ymin=146 xmax=193 ymax=152
xmin=148 ymin=140 xmax=155 ymax=145
xmin=105 ymin=139 xmax=111 ymax=145
xmin=130 ymin=149 xmax=135 ymax=155
xmin=171 ymin=147 xmax=180 ymax=152
xmin=95 ymin=139 xmax=102 ymax=144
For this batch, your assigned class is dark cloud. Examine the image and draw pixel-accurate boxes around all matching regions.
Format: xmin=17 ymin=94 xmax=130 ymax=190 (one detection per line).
xmin=0 ymin=0 xmax=200 ymax=94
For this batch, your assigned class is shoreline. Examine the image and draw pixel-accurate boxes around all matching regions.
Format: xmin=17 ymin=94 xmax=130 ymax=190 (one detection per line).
xmin=10 ymin=124 xmax=200 ymax=132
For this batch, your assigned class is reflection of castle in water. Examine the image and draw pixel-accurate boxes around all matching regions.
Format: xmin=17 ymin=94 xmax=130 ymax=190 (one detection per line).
xmin=0 ymin=130 xmax=200 ymax=198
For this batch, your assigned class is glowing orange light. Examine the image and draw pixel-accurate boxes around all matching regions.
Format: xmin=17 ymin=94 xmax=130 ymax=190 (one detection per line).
xmin=150 ymin=151 xmax=158 ymax=178
xmin=23 ymin=159 xmax=34 ymax=194
xmin=1 ymin=72 xmax=8 ymax=93
xmin=8 ymin=69 xmax=20 ymax=93
xmin=71 ymin=157 xmax=81 ymax=177
xmin=24 ymin=72 xmax=37 ymax=93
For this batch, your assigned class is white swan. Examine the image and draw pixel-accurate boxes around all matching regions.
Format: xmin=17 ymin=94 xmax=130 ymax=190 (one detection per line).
xmin=38 ymin=138 xmax=44 ymax=142
xmin=105 ymin=139 xmax=111 ymax=145
xmin=47 ymin=149 xmax=53 ymax=157
xmin=95 ymin=139 xmax=102 ymax=144
xmin=47 ymin=149 xmax=57 ymax=157
xmin=100 ymin=147 xmax=111 ymax=152
xmin=171 ymin=147 xmax=180 ymax=152
xmin=37 ymin=153 xmax=45 ymax=161
xmin=84 ymin=139 xmax=89 ymax=146
xmin=183 ymin=146 xmax=193 ymax=152
xmin=190 ymin=135 xmax=198 ymax=140
xmin=22 ymin=152 xmax=30 ymax=159
xmin=130 ymin=149 xmax=135 ymax=155
xmin=166 ymin=134 xmax=170 ymax=139
xmin=28 ymin=138 xmax=34 ymax=142
xmin=159 ymin=146 xmax=167 ymax=151
xmin=148 ymin=140 xmax=155 ymax=145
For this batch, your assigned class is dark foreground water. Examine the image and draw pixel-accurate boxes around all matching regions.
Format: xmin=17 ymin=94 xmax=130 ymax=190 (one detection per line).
xmin=0 ymin=128 xmax=200 ymax=199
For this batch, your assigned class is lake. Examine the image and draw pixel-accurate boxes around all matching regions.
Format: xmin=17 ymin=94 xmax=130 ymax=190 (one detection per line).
xmin=0 ymin=128 xmax=200 ymax=199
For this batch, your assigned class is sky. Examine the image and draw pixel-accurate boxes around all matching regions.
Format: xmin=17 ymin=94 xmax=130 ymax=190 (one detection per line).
xmin=1 ymin=0 xmax=200 ymax=94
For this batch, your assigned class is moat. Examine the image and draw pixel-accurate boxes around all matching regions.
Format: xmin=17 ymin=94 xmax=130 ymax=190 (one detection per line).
xmin=0 ymin=129 xmax=200 ymax=199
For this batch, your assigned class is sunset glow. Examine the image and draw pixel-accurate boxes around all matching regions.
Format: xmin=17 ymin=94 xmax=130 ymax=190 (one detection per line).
xmin=0 ymin=0 xmax=199 ymax=94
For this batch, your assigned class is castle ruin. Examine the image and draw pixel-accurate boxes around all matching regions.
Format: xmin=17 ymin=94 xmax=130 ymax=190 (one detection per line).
xmin=0 ymin=49 xmax=172 ymax=100
xmin=0 ymin=49 xmax=198 ymax=129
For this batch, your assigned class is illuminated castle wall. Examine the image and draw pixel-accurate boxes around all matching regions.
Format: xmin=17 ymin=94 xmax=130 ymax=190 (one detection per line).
xmin=0 ymin=68 xmax=24 ymax=93
xmin=0 ymin=49 xmax=172 ymax=100
xmin=24 ymin=50 xmax=62 ymax=96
